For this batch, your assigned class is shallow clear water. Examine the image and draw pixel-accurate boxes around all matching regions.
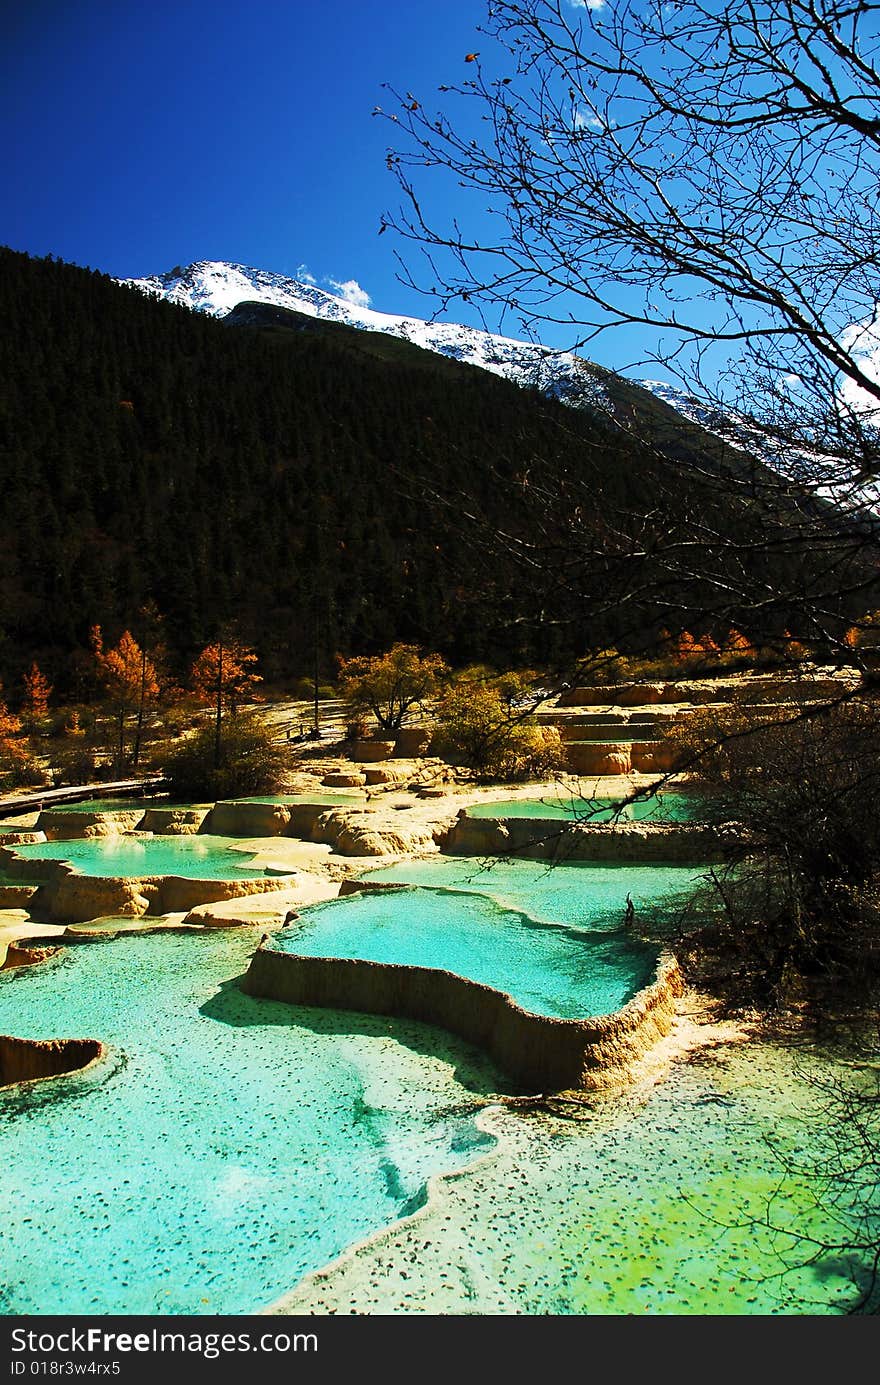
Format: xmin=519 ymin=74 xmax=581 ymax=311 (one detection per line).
xmin=0 ymin=930 xmax=500 ymax=1315
xmin=288 ymin=1037 xmax=880 ymax=1316
xmin=273 ymin=886 xmax=658 ymax=1019
xmin=363 ymin=856 xmax=706 ymax=936
xmin=2 ymin=856 xmax=875 ymax=1316
xmin=466 ymin=791 xmax=697 ymax=821
xmin=13 ymin=834 xmax=284 ymax=880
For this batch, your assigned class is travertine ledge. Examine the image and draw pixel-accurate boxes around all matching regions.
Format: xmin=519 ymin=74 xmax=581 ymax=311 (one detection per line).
xmin=441 ymin=813 xmax=729 ymax=862
xmin=0 ymin=1033 xmax=105 ymax=1088
xmin=241 ymin=944 xmax=684 ymax=1093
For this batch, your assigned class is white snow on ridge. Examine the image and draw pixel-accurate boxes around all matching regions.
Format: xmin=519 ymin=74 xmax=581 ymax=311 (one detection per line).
xmin=118 ymin=259 xmax=610 ymax=408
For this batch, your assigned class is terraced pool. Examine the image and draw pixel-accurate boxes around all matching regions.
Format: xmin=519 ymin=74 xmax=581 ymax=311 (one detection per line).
xmin=0 ymin=929 xmax=499 ymax=1315
xmin=272 ymin=885 xmax=659 ymax=1020
xmin=1 ymin=854 xmax=875 ymax=1315
xmin=12 ymin=834 xmax=286 ymax=880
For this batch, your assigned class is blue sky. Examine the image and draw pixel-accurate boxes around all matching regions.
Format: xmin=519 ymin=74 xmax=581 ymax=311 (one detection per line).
xmin=3 ymin=0 xmax=657 ymax=370
xmin=2 ymin=3 xmax=524 ymax=328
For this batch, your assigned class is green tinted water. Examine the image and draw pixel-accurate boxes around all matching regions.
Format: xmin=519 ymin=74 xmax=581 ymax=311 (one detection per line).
xmin=284 ymin=1037 xmax=879 ymax=1315
xmin=13 ymin=835 xmax=283 ymax=880
xmin=273 ymin=885 xmax=658 ymax=1019
xmin=44 ymin=799 xmax=192 ymax=813
xmin=363 ymin=856 xmax=705 ymax=935
xmin=0 ymin=930 xmax=499 ymax=1315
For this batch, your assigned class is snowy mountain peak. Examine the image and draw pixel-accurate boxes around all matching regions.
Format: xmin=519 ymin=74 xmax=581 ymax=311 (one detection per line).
xmin=119 ymin=259 xmax=611 ymax=407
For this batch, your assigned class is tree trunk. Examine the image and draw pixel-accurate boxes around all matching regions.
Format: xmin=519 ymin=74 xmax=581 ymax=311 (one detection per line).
xmin=214 ymin=640 xmax=223 ymax=769
xmin=133 ymin=648 xmax=147 ymax=767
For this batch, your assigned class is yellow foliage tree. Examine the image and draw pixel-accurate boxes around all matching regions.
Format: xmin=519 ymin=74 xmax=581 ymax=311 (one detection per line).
xmin=337 ymin=644 xmax=448 ymax=735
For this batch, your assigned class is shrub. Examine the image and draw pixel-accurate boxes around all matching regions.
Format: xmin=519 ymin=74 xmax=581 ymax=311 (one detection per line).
xmin=163 ymin=712 xmax=287 ymax=799
xmin=433 ymin=679 xmax=566 ymax=782
xmin=289 ymin=677 xmax=337 ymax=701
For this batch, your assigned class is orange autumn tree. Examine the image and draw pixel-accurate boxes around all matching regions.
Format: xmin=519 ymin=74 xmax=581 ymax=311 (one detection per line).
xmin=21 ymin=662 xmax=52 ymax=734
xmin=0 ymin=684 xmax=31 ymax=787
xmin=91 ymin=626 xmax=159 ymax=774
xmin=190 ymin=637 xmax=261 ymax=766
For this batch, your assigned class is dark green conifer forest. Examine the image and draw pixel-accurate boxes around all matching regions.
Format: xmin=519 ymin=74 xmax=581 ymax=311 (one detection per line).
xmin=1 ymin=246 xmax=877 ymax=699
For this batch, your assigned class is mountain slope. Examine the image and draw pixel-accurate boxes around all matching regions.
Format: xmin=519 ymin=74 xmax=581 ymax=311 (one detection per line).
xmin=121 ymin=260 xmax=613 ymax=407
xmin=0 ymin=247 xmax=660 ymax=686
xmin=2 ymin=247 xmax=875 ymax=695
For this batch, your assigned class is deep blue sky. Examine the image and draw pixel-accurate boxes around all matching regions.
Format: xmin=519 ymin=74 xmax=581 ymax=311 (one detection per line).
xmin=2 ymin=3 xmax=527 ymax=328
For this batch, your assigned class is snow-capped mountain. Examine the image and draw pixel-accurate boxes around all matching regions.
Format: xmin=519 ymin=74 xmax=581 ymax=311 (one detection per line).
xmin=119 ymin=259 xmax=611 ymax=408
xmin=119 ymin=260 xmax=880 ymax=518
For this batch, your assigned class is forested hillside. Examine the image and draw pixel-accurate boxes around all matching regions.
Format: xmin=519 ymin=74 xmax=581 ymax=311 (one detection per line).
xmin=1 ymin=247 xmax=875 ymax=699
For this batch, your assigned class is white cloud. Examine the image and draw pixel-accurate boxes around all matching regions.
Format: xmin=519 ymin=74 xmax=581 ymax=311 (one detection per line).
xmin=327 ymin=277 xmax=371 ymax=309
xmin=573 ymin=107 xmax=604 ymax=130
xmin=839 ymin=311 xmax=880 ymax=417
xmin=567 ymin=0 xmax=607 ymax=9
xmin=295 ymin=263 xmax=317 ymax=285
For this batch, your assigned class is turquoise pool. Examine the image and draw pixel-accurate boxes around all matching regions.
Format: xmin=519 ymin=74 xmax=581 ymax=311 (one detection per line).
xmin=1 ymin=857 xmax=875 ymax=1315
xmin=0 ymin=930 xmax=499 ymax=1315
xmin=363 ymin=855 xmax=705 ymax=933
xmin=466 ymin=791 xmax=698 ymax=821
xmin=272 ymin=886 xmax=658 ymax=1020
xmin=12 ymin=834 xmax=285 ymax=880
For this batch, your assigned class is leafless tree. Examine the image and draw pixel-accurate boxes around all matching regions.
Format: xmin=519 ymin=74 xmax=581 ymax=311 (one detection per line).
xmin=378 ymin=5 xmax=880 ymax=1304
xmin=381 ymin=2 xmax=880 ymax=489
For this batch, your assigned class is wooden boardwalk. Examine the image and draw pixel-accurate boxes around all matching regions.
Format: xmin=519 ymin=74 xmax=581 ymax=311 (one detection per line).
xmin=0 ymin=776 xmax=168 ymax=820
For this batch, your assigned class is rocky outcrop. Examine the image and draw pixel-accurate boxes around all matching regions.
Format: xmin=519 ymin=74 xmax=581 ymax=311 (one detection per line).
xmin=0 ymin=1034 xmax=105 ymax=1088
xmin=0 ymin=847 xmax=58 ymax=881
xmin=1 ymin=942 xmax=62 ymax=970
xmin=362 ymin=766 xmax=408 ymax=785
xmin=37 ymin=808 xmax=146 ymax=839
xmin=564 ymin=743 xmax=632 ymax=775
xmin=617 ymin=683 xmax=666 ymax=706
xmin=157 ymin=875 xmax=293 ymax=914
xmin=209 ymin=801 xmax=291 ymax=837
xmin=0 ymin=883 xmax=40 ymax=909
xmin=39 ymin=868 xmax=155 ymax=922
xmin=556 ymin=687 xmax=615 ymax=707
xmin=242 ymin=943 xmax=684 ymax=1092
xmin=558 ymin=674 xmax=859 ymax=709
xmin=0 ymin=831 xmax=45 ymax=847
xmin=630 ymin=742 xmax=681 ymax=773
xmin=140 ymin=807 xmax=210 ymax=835
xmin=351 ymin=740 xmax=396 ymax=762
xmin=13 ymin=856 xmax=295 ymax=925
xmin=440 ymin=813 xmax=728 ymax=862
xmin=337 ymin=878 xmax=411 ymax=897
xmin=394 ymin=726 xmax=433 ymax=757
xmin=317 ymin=811 xmax=440 ymax=858
xmin=322 ymin=772 xmax=367 ymax=788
